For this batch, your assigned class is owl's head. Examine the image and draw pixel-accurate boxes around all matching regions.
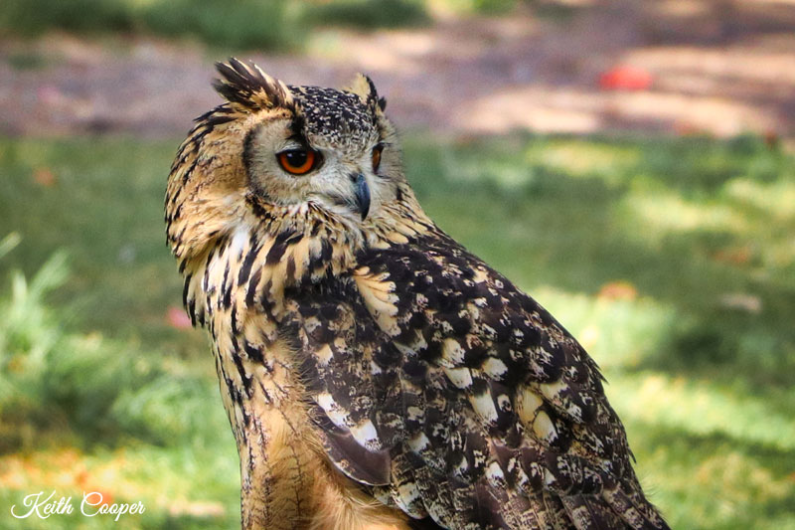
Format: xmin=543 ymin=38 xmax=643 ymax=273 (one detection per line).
xmin=166 ymin=59 xmax=425 ymax=264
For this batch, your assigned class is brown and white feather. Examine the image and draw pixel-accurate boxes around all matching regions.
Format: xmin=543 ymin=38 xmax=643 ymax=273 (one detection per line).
xmin=165 ymin=58 xmax=669 ymax=530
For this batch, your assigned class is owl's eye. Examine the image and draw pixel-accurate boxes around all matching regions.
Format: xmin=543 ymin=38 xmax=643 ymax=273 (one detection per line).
xmin=371 ymin=144 xmax=384 ymax=173
xmin=277 ymin=148 xmax=319 ymax=175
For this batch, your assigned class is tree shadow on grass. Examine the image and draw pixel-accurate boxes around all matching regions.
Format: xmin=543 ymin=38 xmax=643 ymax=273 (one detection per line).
xmin=628 ymin=420 xmax=795 ymax=529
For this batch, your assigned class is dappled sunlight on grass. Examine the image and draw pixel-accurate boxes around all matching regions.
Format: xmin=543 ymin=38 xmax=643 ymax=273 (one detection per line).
xmin=1 ymin=133 xmax=793 ymax=528
xmin=529 ymin=285 xmax=678 ymax=370
xmin=526 ymin=139 xmax=643 ymax=184
xmin=726 ymin=177 xmax=795 ymax=223
xmin=629 ymin=421 xmax=795 ymax=530
xmin=625 ymin=183 xmax=748 ymax=236
xmin=609 ymin=372 xmax=795 ymax=451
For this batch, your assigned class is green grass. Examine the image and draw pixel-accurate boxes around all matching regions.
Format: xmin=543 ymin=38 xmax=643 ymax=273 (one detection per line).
xmin=0 ymin=239 xmax=238 ymax=528
xmin=1 ymin=133 xmax=794 ymax=528
xmin=0 ymin=0 xmax=568 ymax=52
xmin=0 ymin=0 xmax=299 ymax=50
xmin=0 ymin=0 xmax=431 ymax=51
xmin=305 ymin=0 xmax=428 ymax=29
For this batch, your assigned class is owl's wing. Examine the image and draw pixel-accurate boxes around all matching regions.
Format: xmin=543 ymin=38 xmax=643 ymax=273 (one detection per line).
xmin=283 ymin=231 xmax=668 ymax=530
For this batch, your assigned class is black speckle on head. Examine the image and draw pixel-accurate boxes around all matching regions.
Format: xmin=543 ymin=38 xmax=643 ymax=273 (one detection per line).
xmin=290 ymin=85 xmax=378 ymax=149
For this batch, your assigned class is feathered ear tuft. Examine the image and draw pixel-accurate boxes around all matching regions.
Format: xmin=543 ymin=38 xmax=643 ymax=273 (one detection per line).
xmin=344 ymin=73 xmax=386 ymax=112
xmin=213 ymin=58 xmax=294 ymax=111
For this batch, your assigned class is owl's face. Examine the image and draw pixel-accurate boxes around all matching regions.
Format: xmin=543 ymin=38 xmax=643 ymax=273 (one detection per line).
xmin=244 ymin=85 xmax=391 ymax=221
xmin=166 ymin=60 xmax=414 ymax=262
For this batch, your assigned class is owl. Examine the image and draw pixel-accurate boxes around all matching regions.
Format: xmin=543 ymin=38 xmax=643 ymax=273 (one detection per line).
xmin=165 ymin=59 xmax=669 ymax=530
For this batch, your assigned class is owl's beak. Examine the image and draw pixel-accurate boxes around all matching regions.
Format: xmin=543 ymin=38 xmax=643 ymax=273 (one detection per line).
xmin=353 ymin=173 xmax=371 ymax=220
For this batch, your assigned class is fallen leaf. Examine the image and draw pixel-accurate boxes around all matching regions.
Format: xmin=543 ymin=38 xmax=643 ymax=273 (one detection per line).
xmin=32 ymin=167 xmax=57 ymax=187
xmin=599 ymin=65 xmax=653 ymax=91
xmin=167 ymin=306 xmax=193 ymax=330
xmin=764 ymin=129 xmax=780 ymax=150
xmin=712 ymin=246 xmax=752 ymax=265
xmin=598 ymin=280 xmax=638 ymax=301
xmin=674 ymin=121 xmax=707 ymax=137
xmin=75 ymin=470 xmax=90 ymax=488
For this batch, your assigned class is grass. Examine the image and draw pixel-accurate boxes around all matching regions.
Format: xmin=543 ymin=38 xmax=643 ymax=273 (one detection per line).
xmin=0 ymin=0 xmax=544 ymax=50
xmin=0 ymin=132 xmax=794 ymax=528
xmin=0 ymin=0 xmax=431 ymax=51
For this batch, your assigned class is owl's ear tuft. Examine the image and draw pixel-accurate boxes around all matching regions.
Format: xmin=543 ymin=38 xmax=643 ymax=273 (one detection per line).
xmin=213 ymin=58 xmax=294 ymax=111
xmin=345 ymin=73 xmax=385 ymax=112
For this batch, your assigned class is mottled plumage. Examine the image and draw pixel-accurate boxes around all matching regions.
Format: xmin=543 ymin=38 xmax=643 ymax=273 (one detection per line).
xmin=165 ymin=58 xmax=669 ymax=530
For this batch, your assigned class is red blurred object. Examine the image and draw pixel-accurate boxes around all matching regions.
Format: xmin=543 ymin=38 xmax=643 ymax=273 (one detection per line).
xmin=167 ymin=306 xmax=193 ymax=330
xmin=599 ymin=65 xmax=653 ymax=91
xmin=597 ymin=280 xmax=638 ymax=301
xmin=32 ymin=167 xmax=57 ymax=187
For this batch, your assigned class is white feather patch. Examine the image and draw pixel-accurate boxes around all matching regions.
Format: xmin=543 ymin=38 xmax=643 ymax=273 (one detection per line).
xmin=540 ymin=379 xmax=567 ymax=401
xmin=517 ymin=386 xmax=544 ymax=426
xmin=314 ymin=344 xmax=333 ymax=367
xmin=469 ymin=391 xmax=499 ymax=424
xmin=533 ymin=410 xmax=558 ymax=443
xmin=443 ymin=367 xmax=473 ymax=389
xmin=482 ymin=357 xmax=508 ymax=378
xmin=315 ymin=392 xmax=350 ymax=429
xmin=394 ymin=481 xmax=422 ymax=513
xmin=407 ymin=432 xmax=430 ymax=453
xmin=441 ymin=338 xmax=466 ymax=367
xmin=349 ymin=419 xmax=381 ymax=450
xmin=486 ymin=461 xmax=505 ymax=488
xmin=228 ymin=225 xmax=250 ymax=260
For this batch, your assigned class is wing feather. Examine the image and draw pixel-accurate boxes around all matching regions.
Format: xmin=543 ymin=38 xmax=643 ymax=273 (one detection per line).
xmin=281 ymin=230 xmax=668 ymax=529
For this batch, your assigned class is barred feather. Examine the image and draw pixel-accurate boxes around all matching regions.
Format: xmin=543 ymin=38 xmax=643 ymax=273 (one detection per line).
xmin=166 ymin=58 xmax=670 ymax=530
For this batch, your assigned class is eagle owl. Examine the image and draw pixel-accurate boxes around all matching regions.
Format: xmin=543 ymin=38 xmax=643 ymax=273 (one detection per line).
xmin=165 ymin=59 xmax=669 ymax=530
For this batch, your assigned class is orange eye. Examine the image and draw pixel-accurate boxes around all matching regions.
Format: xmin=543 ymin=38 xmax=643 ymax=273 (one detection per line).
xmin=372 ymin=145 xmax=383 ymax=173
xmin=277 ymin=148 xmax=317 ymax=175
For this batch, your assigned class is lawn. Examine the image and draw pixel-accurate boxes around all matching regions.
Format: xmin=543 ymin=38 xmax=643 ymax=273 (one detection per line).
xmin=0 ymin=0 xmax=530 ymax=51
xmin=0 ymin=0 xmax=461 ymax=50
xmin=1 ymin=132 xmax=794 ymax=529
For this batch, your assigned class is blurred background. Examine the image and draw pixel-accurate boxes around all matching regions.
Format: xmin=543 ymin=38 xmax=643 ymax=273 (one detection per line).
xmin=1 ymin=0 xmax=794 ymax=528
